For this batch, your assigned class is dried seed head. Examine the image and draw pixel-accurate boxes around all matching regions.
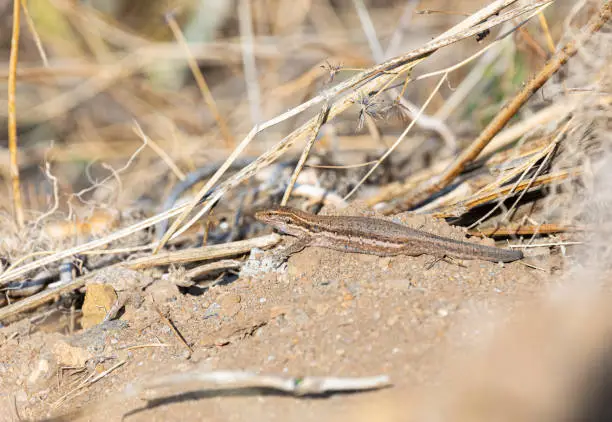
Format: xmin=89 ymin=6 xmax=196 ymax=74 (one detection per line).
xmin=321 ymin=60 xmax=343 ymax=83
xmin=383 ymin=99 xmax=411 ymax=123
xmin=353 ymin=93 xmax=386 ymax=130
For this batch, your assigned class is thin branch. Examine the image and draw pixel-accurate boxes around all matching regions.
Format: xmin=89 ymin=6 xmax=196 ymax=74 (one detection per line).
xmin=21 ymin=0 xmax=48 ymax=66
xmin=34 ymin=162 xmax=59 ymax=227
xmin=498 ymin=119 xmax=573 ymax=224
xmin=67 ymin=124 xmax=147 ymax=211
xmin=128 ymin=234 xmax=280 ymax=270
xmin=133 ymin=370 xmax=391 ymax=400
xmin=432 ymin=170 xmax=581 ymax=218
xmin=281 ymin=103 xmax=330 ymax=205
xmin=184 ymin=259 xmax=243 ymax=281
xmin=352 ymin=0 xmax=385 ymax=60
xmin=133 ymin=123 xmax=185 ymax=180
xmin=538 ymin=11 xmax=556 ymax=54
xmin=468 ymin=223 xmax=585 ymax=237
xmin=52 ymin=360 xmax=126 ymax=408
xmin=8 ymin=0 xmax=24 ymax=228
xmin=166 ymin=12 xmax=235 ymax=149
xmin=384 ymin=0 xmax=419 ymax=58
xmin=509 ymin=241 xmax=582 ymax=249
xmin=154 ymin=301 xmax=192 ymax=354
xmin=239 ymin=0 xmax=262 ymax=125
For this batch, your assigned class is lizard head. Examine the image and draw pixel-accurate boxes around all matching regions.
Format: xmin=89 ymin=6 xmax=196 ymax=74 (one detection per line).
xmin=255 ymin=206 xmax=311 ymax=237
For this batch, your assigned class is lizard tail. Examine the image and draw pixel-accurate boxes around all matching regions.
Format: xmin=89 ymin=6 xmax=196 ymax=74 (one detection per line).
xmin=453 ymin=242 xmax=523 ymax=262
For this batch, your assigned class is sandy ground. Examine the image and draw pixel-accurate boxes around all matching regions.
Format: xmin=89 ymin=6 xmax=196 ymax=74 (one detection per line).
xmin=0 ymin=209 xmax=604 ymax=422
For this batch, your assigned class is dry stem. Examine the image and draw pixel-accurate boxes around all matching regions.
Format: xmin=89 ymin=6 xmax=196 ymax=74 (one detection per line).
xmin=8 ymin=0 xmax=24 ymax=228
xmin=166 ymin=13 xmax=235 ymax=149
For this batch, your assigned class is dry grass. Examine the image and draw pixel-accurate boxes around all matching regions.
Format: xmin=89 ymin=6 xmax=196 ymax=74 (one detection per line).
xmin=0 ymin=0 xmax=610 ymax=329
xmin=2 ymin=2 xmax=612 ymax=421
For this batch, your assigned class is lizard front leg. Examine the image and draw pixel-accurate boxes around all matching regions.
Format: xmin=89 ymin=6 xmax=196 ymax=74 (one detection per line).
xmin=270 ymin=236 xmax=312 ymax=265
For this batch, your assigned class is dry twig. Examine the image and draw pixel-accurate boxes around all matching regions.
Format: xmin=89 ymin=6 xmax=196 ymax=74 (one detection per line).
xmin=281 ymin=103 xmax=330 ymax=205
xmin=8 ymin=0 xmax=25 ymax=228
xmin=153 ymin=301 xmax=192 ymax=354
xmin=52 ymin=360 xmax=126 ymax=408
xmin=468 ymin=223 xmax=586 ymax=238
xmin=166 ymin=12 xmax=235 ymax=149
xmin=132 ymin=370 xmax=391 ymax=400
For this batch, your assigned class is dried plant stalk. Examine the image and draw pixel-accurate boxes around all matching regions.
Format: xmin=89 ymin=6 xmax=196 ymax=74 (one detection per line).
xmin=432 ymin=170 xmax=582 ymax=218
xmin=8 ymin=0 xmax=25 ymax=228
xmin=468 ymin=224 xmax=586 ymax=238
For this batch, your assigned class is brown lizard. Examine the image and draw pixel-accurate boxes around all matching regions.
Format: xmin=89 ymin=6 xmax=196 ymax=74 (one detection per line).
xmin=255 ymin=206 xmax=523 ymax=263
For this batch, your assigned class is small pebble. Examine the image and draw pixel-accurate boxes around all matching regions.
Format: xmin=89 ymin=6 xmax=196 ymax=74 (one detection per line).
xmin=204 ymin=303 xmax=221 ymax=318
xmin=387 ymin=315 xmax=399 ymax=327
xmin=15 ymin=390 xmax=27 ymax=403
xmin=218 ymin=293 xmax=242 ymax=317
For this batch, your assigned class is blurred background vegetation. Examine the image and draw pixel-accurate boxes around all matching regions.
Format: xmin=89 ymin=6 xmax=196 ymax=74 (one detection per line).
xmin=0 ymin=0 xmax=576 ymax=227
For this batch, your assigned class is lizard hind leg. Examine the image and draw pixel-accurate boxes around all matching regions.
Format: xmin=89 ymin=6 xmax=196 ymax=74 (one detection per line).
xmin=424 ymin=254 xmax=468 ymax=270
xmin=425 ymin=255 xmax=445 ymax=270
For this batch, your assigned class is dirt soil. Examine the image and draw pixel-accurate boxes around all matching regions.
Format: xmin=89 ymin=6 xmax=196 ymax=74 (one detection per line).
xmin=0 ymin=208 xmax=565 ymax=421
